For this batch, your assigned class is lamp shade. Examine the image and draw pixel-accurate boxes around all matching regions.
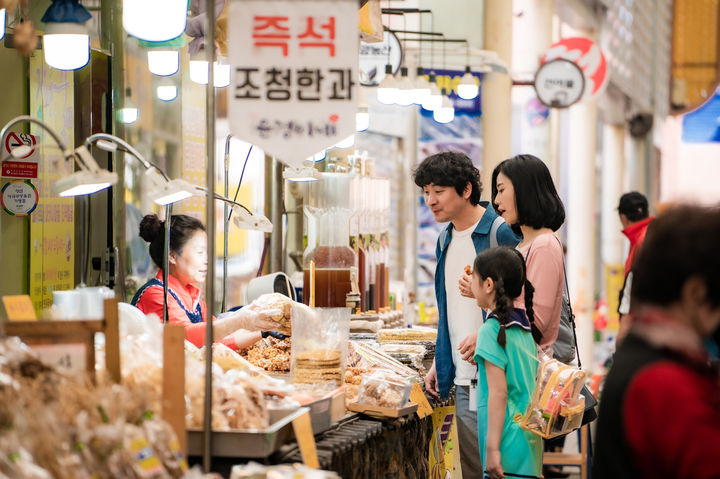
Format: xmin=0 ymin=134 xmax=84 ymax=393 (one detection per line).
xmin=148 ymin=179 xmax=197 ymax=205
xmin=0 ymin=9 xmax=6 ymax=42
xmin=421 ymin=82 xmax=443 ymax=111
xmin=377 ymin=65 xmax=398 ymax=105
xmin=156 ymin=85 xmax=178 ymax=101
xmin=54 ymin=169 xmax=117 ymax=196
xmin=147 ymin=50 xmax=179 ymax=76
xmin=433 ymin=95 xmax=455 ymax=124
xmin=123 ymin=0 xmax=187 ymax=42
xmin=43 ymin=22 xmax=90 ymax=70
xmin=189 ymin=60 xmax=231 ymax=88
xmin=457 ymin=68 xmax=479 ymax=100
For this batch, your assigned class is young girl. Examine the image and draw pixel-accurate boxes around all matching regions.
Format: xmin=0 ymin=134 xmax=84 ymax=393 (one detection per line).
xmin=472 ymin=247 xmax=543 ymax=479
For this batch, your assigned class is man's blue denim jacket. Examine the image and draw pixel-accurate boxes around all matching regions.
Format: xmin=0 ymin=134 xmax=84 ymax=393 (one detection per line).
xmin=434 ymin=201 xmax=520 ymax=398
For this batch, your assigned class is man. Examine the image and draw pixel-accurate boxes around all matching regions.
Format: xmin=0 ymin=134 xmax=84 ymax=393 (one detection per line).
xmin=413 ymin=151 xmax=519 ymax=477
xmin=616 ymin=192 xmax=654 ymax=344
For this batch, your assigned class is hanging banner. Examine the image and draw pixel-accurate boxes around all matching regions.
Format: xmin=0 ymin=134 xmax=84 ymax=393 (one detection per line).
xmin=229 ymin=0 xmax=359 ymax=167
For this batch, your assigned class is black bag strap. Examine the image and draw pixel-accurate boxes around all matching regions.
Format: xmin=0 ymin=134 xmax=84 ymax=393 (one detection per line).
xmin=523 ymin=236 xmax=582 ymax=369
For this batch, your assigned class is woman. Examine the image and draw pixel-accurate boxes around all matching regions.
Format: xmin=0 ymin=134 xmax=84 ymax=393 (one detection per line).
xmin=132 ymin=214 xmax=278 ymax=350
xmin=593 ymin=205 xmax=720 ymax=479
xmin=491 ymin=154 xmax=566 ymax=354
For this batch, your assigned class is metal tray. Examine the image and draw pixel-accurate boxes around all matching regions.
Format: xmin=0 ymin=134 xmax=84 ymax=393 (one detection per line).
xmin=186 ymin=406 xmax=309 ymax=458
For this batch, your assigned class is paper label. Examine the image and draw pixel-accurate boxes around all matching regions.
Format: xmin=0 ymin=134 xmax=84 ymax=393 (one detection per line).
xmin=29 ymin=343 xmax=86 ymax=376
xmin=2 ymin=295 xmax=37 ymax=321
xmin=410 ymin=382 xmax=433 ymax=418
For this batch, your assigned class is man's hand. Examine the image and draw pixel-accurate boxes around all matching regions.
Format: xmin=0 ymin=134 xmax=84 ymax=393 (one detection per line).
xmin=424 ymin=362 xmax=440 ymax=399
xmin=458 ymin=331 xmax=478 ymax=363
xmin=485 ymin=448 xmax=505 ymax=479
xmin=458 ymin=272 xmax=474 ymax=298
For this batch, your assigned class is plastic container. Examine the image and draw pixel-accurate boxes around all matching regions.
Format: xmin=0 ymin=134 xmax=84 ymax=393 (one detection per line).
xmin=357 ymin=370 xmax=412 ymax=409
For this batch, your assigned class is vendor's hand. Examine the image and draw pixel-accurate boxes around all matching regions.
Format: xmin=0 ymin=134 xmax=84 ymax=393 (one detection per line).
xmin=424 ymin=362 xmax=440 ymax=399
xmin=261 ymin=330 xmax=288 ymax=340
xmin=485 ymin=448 xmax=505 ymax=479
xmin=230 ymin=308 xmax=278 ymax=332
xmin=458 ymin=273 xmax=474 ymax=298
xmin=458 ymin=331 xmax=478 ymax=363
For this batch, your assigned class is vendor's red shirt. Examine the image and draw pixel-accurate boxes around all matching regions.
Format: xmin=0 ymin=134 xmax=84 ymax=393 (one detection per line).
xmin=135 ymin=271 xmax=236 ymax=350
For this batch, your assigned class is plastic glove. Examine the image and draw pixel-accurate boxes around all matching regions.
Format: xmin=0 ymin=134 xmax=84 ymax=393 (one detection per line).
xmin=226 ymin=308 xmax=278 ymax=332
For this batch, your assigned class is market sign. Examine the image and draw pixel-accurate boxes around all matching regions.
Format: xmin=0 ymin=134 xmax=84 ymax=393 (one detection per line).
xmin=534 ymin=59 xmax=585 ymax=108
xmin=541 ymin=37 xmax=608 ymax=100
xmin=228 ymin=0 xmax=359 ymax=167
xmin=359 ymin=31 xmax=402 ymax=86
xmin=2 ymin=132 xmax=39 ymax=178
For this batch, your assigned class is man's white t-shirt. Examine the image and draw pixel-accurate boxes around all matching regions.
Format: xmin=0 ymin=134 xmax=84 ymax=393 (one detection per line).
xmin=444 ymin=220 xmax=484 ymax=386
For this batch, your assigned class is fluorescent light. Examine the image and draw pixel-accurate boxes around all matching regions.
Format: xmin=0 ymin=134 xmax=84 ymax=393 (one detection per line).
xmin=43 ymin=23 xmax=90 ymax=71
xmin=53 ymin=169 xmax=118 ymax=197
xmin=433 ymin=95 xmax=455 ymax=124
xmin=356 ymin=107 xmax=369 ymax=132
xmin=457 ymin=68 xmax=479 ymax=100
xmin=0 ymin=9 xmax=6 ymax=42
xmin=283 ymin=166 xmax=321 ymax=182
xmin=118 ymin=107 xmax=138 ymax=124
xmin=147 ymin=50 xmax=179 ymax=76
xmin=232 ymin=206 xmax=273 ymax=233
xmin=156 ymin=85 xmax=178 ymax=101
xmin=123 ymin=0 xmax=187 ymax=42
xmin=148 ymin=179 xmax=198 ymax=205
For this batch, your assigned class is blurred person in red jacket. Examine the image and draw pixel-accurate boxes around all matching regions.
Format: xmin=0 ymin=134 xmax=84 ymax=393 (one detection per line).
xmin=593 ymin=204 xmax=720 ymax=479
xmin=616 ymin=192 xmax=654 ymax=344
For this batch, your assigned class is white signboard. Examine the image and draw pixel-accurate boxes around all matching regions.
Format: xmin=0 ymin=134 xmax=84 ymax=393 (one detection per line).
xmin=229 ymin=0 xmax=359 ymax=167
xmin=28 ymin=343 xmax=87 ymax=376
xmin=534 ymin=59 xmax=585 ymax=108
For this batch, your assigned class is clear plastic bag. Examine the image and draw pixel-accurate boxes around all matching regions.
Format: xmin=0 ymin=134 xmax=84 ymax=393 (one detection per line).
xmin=518 ymin=358 xmax=587 ymax=439
xmin=357 ymin=370 xmax=412 ymax=409
xmin=291 ymin=307 xmax=350 ymax=390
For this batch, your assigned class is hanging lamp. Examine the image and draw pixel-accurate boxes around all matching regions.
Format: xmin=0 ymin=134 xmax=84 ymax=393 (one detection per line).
xmin=457 ymin=66 xmax=479 ymax=100
xmin=433 ymin=88 xmax=455 ymax=124
xmin=41 ymin=0 xmax=91 ymax=71
xmin=123 ymin=0 xmax=188 ymax=42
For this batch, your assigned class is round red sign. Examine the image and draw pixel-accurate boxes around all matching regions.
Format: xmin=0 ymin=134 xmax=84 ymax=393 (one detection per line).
xmin=541 ymin=37 xmax=608 ymax=99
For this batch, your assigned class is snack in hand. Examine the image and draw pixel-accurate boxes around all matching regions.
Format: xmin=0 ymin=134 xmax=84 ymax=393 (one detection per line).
xmin=464 ymin=264 xmax=472 ymax=275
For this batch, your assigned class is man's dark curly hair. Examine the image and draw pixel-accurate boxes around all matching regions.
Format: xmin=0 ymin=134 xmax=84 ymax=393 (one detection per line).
xmin=413 ymin=151 xmax=482 ymax=205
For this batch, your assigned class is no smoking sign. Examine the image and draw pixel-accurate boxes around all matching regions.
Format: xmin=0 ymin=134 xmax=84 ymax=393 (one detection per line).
xmin=2 ymin=132 xmax=39 ymax=179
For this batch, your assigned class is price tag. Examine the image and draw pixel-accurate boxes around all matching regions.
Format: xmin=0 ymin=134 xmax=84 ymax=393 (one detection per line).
xmin=410 ymin=382 xmax=433 ymax=418
xmin=292 ymin=409 xmax=319 ymax=468
xmin=2 ymin=295 xmax=37 ymax=321
xmin=28 ymin=343 xmax=86 ymax=375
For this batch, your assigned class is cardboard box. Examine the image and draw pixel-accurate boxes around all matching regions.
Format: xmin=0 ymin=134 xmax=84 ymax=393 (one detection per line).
xmin=347 ymin=401 xmax=418 ymax=418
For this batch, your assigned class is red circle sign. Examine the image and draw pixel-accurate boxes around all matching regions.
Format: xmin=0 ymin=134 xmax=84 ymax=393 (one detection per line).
xmin=541 ymin=37 xmax=607 ymax=98
xmin=4 ymin=132 xmax=36 ymax=159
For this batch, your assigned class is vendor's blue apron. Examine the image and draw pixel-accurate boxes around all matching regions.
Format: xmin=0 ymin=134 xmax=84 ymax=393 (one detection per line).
xmin=131 ymin=278 xmax=204 ymax=323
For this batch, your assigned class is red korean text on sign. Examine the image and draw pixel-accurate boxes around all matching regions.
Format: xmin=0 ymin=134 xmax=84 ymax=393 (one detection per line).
xmin=298 ymin=16 xmax=336 ymax=57
xmin=252 ymin=16 xmax=291 ymax=56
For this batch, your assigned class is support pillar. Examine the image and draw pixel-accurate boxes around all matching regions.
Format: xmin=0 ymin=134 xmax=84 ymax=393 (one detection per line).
xmin=481 ymin=0 xmax=513 ymax=192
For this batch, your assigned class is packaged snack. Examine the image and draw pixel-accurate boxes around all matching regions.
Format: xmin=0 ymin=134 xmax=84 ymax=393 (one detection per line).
xmin=357 ymin=370 xmax=412 ymax=409
xmin=518 ymin=358 xmax=586 ymax=438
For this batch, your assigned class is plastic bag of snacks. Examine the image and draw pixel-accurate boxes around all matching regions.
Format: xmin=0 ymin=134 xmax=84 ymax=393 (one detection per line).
xmin=230 ymin=462 xmax=340 ymax=478
xmin=357 ymin=370 xmax=412 ymax=409
xmin=517 ymin=358 xmax=586 ymax=439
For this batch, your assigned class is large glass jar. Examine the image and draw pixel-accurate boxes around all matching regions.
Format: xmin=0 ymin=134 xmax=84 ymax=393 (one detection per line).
xmin=303 ymin=173 xmax=357 ymax=308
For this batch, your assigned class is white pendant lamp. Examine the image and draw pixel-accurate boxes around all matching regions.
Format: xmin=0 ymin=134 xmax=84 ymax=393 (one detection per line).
xmin=41 ymin=1 xmax=92 ymax=71
xmin=395 ymin=67 xmax=414 ymax=107
xmin=412 ymin=67 xmax=431 ymax=105
xmin=376 ymin=64 xmax=398 ymax=105
xmin=147 ymin=50 xmax=179 ymax=76
xmin=421 ymin=74 xmax=443 ymax=111
xmin=0 ymin=9 xmax=6 ymax=42
xmin=433 ymin=89 xmax=455 ymax=124
xmin=118 ymin=88 xmax=138 ymax=124
xmin=214 ymin=57 xmax=231 ymax=88
xmin=189 ymin=57 xmax=231 ymax=88
xmin=156 ymin=84 xmax=178 ymax=102
xmin=356 ymin=107 xmax=369 ymax=132
xmin=457 ymin=66 xmax=479 ymax=100
xmin=123 ymin=0 xmax=187 ymax=42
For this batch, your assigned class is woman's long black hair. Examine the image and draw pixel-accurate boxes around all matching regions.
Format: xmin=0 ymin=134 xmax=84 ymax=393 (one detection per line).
xmin=473 ymin=246 xmax=542 ymax=347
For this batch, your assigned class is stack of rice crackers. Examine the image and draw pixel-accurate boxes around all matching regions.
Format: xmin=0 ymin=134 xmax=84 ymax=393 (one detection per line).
xmin=293 ymin=349 xmax=342 ymax=386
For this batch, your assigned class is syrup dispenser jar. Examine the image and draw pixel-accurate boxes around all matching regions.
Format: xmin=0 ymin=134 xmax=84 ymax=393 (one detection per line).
xmin=302 ymin=173 xmax=357 ymax=308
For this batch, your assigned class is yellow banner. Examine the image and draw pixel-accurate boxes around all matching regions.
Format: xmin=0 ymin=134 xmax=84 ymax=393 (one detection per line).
xmin=429 ymin=405 xmax=459 ymax=479
xmin=28 ymin=56 xmax=75 ymax=312
xmin=605 ymin=263 xmax=624 ymax=330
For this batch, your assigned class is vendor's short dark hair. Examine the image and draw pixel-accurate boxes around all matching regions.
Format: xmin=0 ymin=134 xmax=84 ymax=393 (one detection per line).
xmin=632 ymin=205 xmax=720 ymax=309
xmin=491 ymin=154 xmax=565 ymax=232
xmin=618 ymin=192 xmax=649 ymax=222
xmin=413 ymin=151 xmax=482 ymax=205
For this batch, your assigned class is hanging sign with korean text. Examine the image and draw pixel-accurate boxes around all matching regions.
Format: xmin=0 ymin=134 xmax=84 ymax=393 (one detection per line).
xmin=229 ymin=0 xmax=359 ymax=167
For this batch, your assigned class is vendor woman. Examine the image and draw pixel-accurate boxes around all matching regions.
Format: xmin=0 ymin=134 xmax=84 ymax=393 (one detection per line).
xmin=132 ymin=213 xmax=279 ymax=350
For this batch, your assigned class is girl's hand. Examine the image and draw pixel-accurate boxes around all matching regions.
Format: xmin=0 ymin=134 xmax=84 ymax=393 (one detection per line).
xmin=485 ymin=449 xmax=505 ymax=479
xmin=458 ymin=274 xmax=474 ymax=298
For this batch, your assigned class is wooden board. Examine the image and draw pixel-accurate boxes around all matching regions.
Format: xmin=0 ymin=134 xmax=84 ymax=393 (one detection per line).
xmin=347 ymin=402 xmax=418 ymax=418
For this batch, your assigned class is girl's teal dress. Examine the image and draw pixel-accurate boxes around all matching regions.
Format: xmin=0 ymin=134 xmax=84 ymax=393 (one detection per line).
xmin=474 ymin=308 xmax=542 ymax=478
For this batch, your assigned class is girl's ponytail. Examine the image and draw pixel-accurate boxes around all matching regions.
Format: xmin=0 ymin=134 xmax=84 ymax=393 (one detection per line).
xmin=524 ymin=278 xmax=543 ymax=345
xmin=494 ymin=279 xmax=510 ymax=347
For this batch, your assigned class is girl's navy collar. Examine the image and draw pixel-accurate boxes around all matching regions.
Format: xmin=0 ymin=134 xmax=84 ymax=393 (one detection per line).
xmin=488 ymin=307 xmax=532 ymax=332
